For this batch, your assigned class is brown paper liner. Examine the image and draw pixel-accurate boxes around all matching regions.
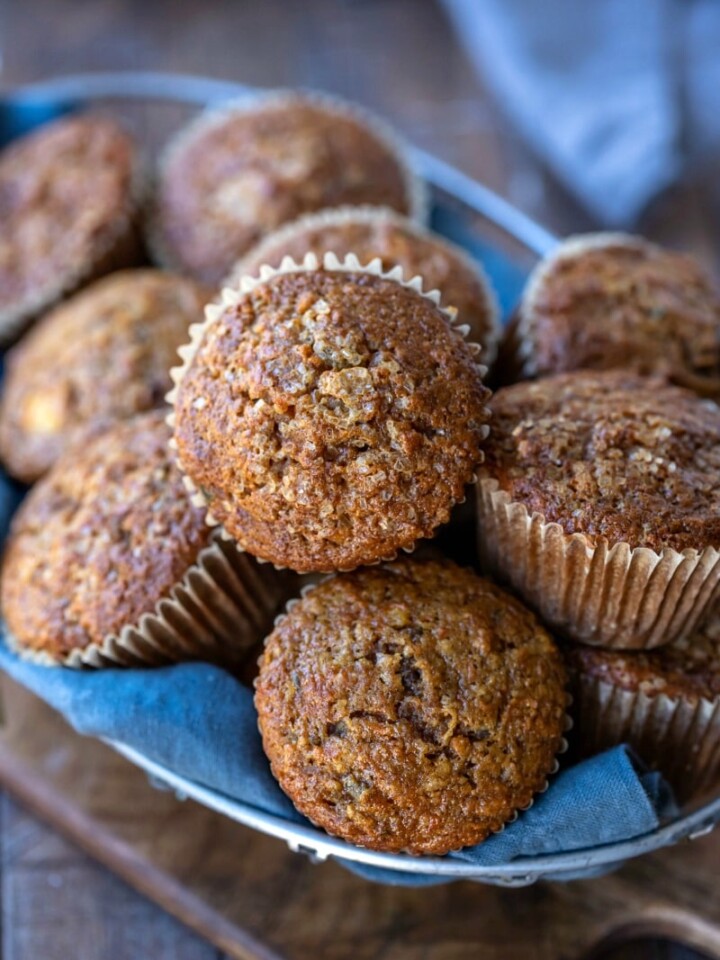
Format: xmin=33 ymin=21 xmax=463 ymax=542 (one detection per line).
xmin=477 ymin=477 xmax=720 ymax=650
xmin=224 ymin=204 xmax=501 ymax=366
xmin=167 ymin=253 xmax=489 ymax=571
xmin=574 ymin=675 xmax=720 ymax=802
xmin=7 ymin=532 xmax=295 ymax=670
xmin=147 ymin=89 xmax=429 ymax=275
xmin=0 ymin=151 xmax=147 ymax=347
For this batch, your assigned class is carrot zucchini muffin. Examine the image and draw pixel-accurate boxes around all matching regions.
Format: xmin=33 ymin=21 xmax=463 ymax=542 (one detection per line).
xmin=0 ymin=269 xmax=210 ymax=483
xmin=255 ymin=559 xmax=568 ymax=855
xmin=477 ymin=371 xmax=720 ymax=649
xmin=1 ymin=411 xmax=291 ymax=668
xmin=0 ymin=114 xmax=142 ymax=342
xmin=171 ymin=259 xmax=491 ymax=573
xmin=150 ymin=92 xmax=424 ymax=284
xmin=230 ymin=206 xmax=500 ymax=364
xmin=566 ymin=614 xmax=720 ymax=800
xmin=506 ymin=234 xmax=720 ymax=393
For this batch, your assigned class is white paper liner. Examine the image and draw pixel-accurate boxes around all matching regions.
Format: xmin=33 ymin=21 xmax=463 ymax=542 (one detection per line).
xmin=147 ymin=88 xmax=429 ymax=277
xmin=7 ymin=532 xmax=293 ymax=669
xmin=575 ymin=675 xmax=720 ymax=802
xmin=224 ymin=204 xmax=501 ymax=366
xmin=255 ymin=573 xmax=571 ymax=853
xmin=167 ymin=253 xmax=490 ymax=571
xmin=477 ymin=476 xmax=720 ymax=650
xmin=0 ymin=134 xmax=147 ymax=346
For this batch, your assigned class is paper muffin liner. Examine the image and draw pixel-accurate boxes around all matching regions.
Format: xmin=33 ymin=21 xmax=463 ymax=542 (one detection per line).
xmin=511 ymin=232 xmax=651 ymax=379
xmin=146 ymin=88 xmax=429 ymax=275
xmin=166 ymin=252 xmax=490 ymax=572
xmin=224 ymin=204 xmax=501 ymax=367
xmin=256 ymin=577 xmax=573 ymax=850
xmin=6 ymin=531 xmax=295 ymax=670
xmin=0 ymin=144 xmax=147 ymax=347
xmin=477 ymin=477 xmax=720 ymax=650
xmin=574 ymin=675 xmax=720 ymax=803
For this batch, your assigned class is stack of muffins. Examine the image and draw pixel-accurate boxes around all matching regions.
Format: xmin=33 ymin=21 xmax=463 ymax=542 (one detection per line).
xmin=0 ymin=90 xmax=718 ymax=856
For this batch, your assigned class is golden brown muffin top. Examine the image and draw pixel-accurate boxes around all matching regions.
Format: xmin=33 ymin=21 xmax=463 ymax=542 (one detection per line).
xmin=173 ymin=268 xmax=491 ymax=572
xmin=1 ymin=410 xmax=211 ymax=660
xmin=231 ymin=207 xmax=499 ymax=362
xmin=153 ymin=96 xmax=414 ymax=284
xmin=566 ymin=612 xmax=720 ymax=702
xmin=0 ymin=269 xmax=210 ymax=484
xmin=0 ymin=115 xmax=138 ymax=316
xmin=255 ymin=559 xmax=568 ymax=855
xmin=518 ymin=234 xmax=720 ymax=391
xmin=482 ymin=370 xmax=720 ymax=553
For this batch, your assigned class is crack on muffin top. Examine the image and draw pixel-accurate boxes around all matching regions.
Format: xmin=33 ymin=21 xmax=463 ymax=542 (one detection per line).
xmin=482 ymin=370 xmax=720 ymax=552
xmin=1 ymin=410 xmax=211 ymax=657
xmin=174 ymin=270 xmax=490 ymax=572
xmin=521 ymin=239 xmax=720 ymax=386
xmin=254 ymin=559 xmax=567 ymax=854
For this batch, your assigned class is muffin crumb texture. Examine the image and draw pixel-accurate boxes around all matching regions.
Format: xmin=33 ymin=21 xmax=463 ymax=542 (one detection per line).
xmin=0 ymin=114 xmax=139 ymax=324
xmin=483 ymin=370 xmax=720 ymax=552
xmin=255 ymin=560 xmax=567 ymax=854
xmin=233 ymin=207 xmax=499 ymax=361
xmin=519 ymin=236 xmax=720 ymax=387
xmin=1 ymin=410 xmax=211 ymax=659
xmin=0 ymin=269 xmax=210 ymax=482
xmin=154 ymin=98 xmax=414 ymax=283
xmin=567 ymin=614 xmax=720 ymax=702
xmin=174 ymin=269 xmax=490 ymax=572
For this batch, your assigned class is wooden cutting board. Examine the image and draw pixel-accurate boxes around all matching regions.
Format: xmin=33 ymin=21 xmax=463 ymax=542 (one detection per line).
xmin=0 ymin=674 xmax=718 ymax=960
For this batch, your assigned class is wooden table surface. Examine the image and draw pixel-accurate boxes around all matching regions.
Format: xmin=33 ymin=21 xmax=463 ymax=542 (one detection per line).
xmin=1 ymin=1 xmax=718 ymax=958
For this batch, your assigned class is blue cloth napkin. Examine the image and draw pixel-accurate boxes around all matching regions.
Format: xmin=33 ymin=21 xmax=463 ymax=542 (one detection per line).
xmin=0 ymin=639 xmax=674 ymax=885
xmin=442 ymin=0 xmax=720 ymax=226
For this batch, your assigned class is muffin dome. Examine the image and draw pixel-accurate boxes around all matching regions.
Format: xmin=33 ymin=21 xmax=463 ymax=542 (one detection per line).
xmin=231 ymin=206 xmax=499 ymax=363
xmin=0 ymin=269 xmax=210 ymax=483
xmin=1 ymin=410 xmax=211 ymax=661
xmin=255 ymin=559 xmax=568 ymax=855
xmin=0 ymin=114 xmax=141 ymax=341
xmin=567 ymin=619 xmax=720 ymax=703
xmin=172 ymin=261 xmax=491 ymax=572
xmin=482 ymin=370 xmax=720 ymax=553
xmin=511 ymin=234 xmax=720 ymax=391
xmin=150 ymin=93 xmax=422 ymax=284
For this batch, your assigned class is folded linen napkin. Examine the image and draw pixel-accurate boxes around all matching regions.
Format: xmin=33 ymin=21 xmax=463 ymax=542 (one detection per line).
xmin=442 ymin=0 xmax=720 ymax=225
xmin=0 ymin=641 xmax=674 ymax=886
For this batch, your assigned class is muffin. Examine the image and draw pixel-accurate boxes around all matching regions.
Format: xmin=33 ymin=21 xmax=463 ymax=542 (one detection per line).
xmin=170 ymin=256 xmax=491 ymax=573
xmin=149 ymin=91 xmax=425 ymax=285
xmin=229 ymin=206 xmax=500 ymax=364
xmin=566 ymin=614 xmax=720 ymax=801
xmin=477 ymin=370 xmax=720 ymax=649
xmin=503 ymin=233 xmax=720 ymax=393
xmin=0 ymin=410 xmax=292 ymax=668
xmin=255 ymin=558 xmax=568 ymax=855
xmin=0 ymin=114 xmax=143 ymax=343
xmin=0 ymin=269 xmax=210 ymax=483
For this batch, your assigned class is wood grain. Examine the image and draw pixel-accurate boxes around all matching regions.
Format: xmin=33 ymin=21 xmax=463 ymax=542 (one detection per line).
xmin=1 ymin=675 xmax=720 ymax=960
xmin=2 ymin=1 xmax=720 ymax=958
xmin=1 ymin=794 xmax=223 ymax=960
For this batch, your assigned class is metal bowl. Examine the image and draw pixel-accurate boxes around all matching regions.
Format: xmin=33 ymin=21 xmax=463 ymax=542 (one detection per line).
xmin=1 ymin=71 xmax=718 ymax=886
